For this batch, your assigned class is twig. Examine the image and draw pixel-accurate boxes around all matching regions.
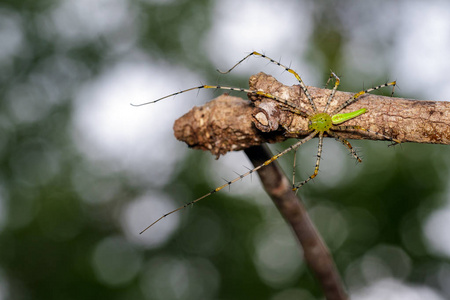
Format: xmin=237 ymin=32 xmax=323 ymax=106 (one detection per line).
xmin=245 ymin=145 xmax=348 ymax=300
xmin=174 ymin=72 xmax=450 ymax=157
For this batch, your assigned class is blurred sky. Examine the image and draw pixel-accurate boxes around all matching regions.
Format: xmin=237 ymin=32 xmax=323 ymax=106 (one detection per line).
xmin=1 ymin=0 xmax=450 ymax=299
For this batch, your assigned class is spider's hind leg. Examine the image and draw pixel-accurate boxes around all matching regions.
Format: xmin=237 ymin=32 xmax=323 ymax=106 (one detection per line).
xmin=327 ymin=130 xmax=362 ymax=163
xmin=332 ymin=125 xmax=401 ymax=145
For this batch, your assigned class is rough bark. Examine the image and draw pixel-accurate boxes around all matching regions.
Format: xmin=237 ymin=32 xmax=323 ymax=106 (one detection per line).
xmin=174 ymin=72 xmax=450 ymax=157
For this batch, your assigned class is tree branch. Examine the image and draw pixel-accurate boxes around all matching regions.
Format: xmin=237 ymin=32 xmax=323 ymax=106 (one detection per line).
xmin=174 ymin=72 xmax=450 ymax=157
xmin=244 ymin=144 xmax=348 ymax=300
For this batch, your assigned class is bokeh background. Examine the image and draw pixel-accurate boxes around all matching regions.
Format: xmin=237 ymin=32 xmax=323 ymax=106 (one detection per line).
xmin=0 ymin=0 xmax=449 ymax=299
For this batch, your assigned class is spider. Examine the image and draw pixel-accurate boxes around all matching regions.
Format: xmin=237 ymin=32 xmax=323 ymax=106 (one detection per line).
xmin=134 ymin=52 xmax=399 ymax=233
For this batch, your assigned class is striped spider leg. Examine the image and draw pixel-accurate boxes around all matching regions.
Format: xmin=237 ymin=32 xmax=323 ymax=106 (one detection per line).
xmin=139 ymin=132 xmax=315 ymax=233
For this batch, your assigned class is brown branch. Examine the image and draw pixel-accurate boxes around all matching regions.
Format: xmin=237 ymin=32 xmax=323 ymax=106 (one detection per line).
xmin=174 ymin=72 xmax=450 ymax=157
xmin=245 ymin=144 xmax=348 ymax=300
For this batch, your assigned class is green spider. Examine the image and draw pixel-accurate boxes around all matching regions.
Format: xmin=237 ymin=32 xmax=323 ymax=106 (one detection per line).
xmin=134 ymin=52 xmax=399 ymax=233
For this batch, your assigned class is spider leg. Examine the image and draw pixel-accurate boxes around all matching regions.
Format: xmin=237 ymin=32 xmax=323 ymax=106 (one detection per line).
xmin=292 ymin=149 xmax=298 ymax=186
xmin=327 ymin=130 xmax=362 ymax=162
xmin=293 ymin=131 xmax=324 ymax=191
xmin=332 ymin=125 xmax=401 ymax=145
xmin=331 ymin=81 xmax=396 ymax=115
xmin=278 ymin=104 xmax=312 ymax=119
xmin=323 ymin=71 xmax=340 ymax=113
xmin=141 ymin=130 xmax=318 ymax=233
xmin=131 ymin=84 xmax=306 ymax=115
xmin=217 ymin=51 xmax=317 ymax=112
xmin=283 ymin=127 xmax=316 ymax=187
